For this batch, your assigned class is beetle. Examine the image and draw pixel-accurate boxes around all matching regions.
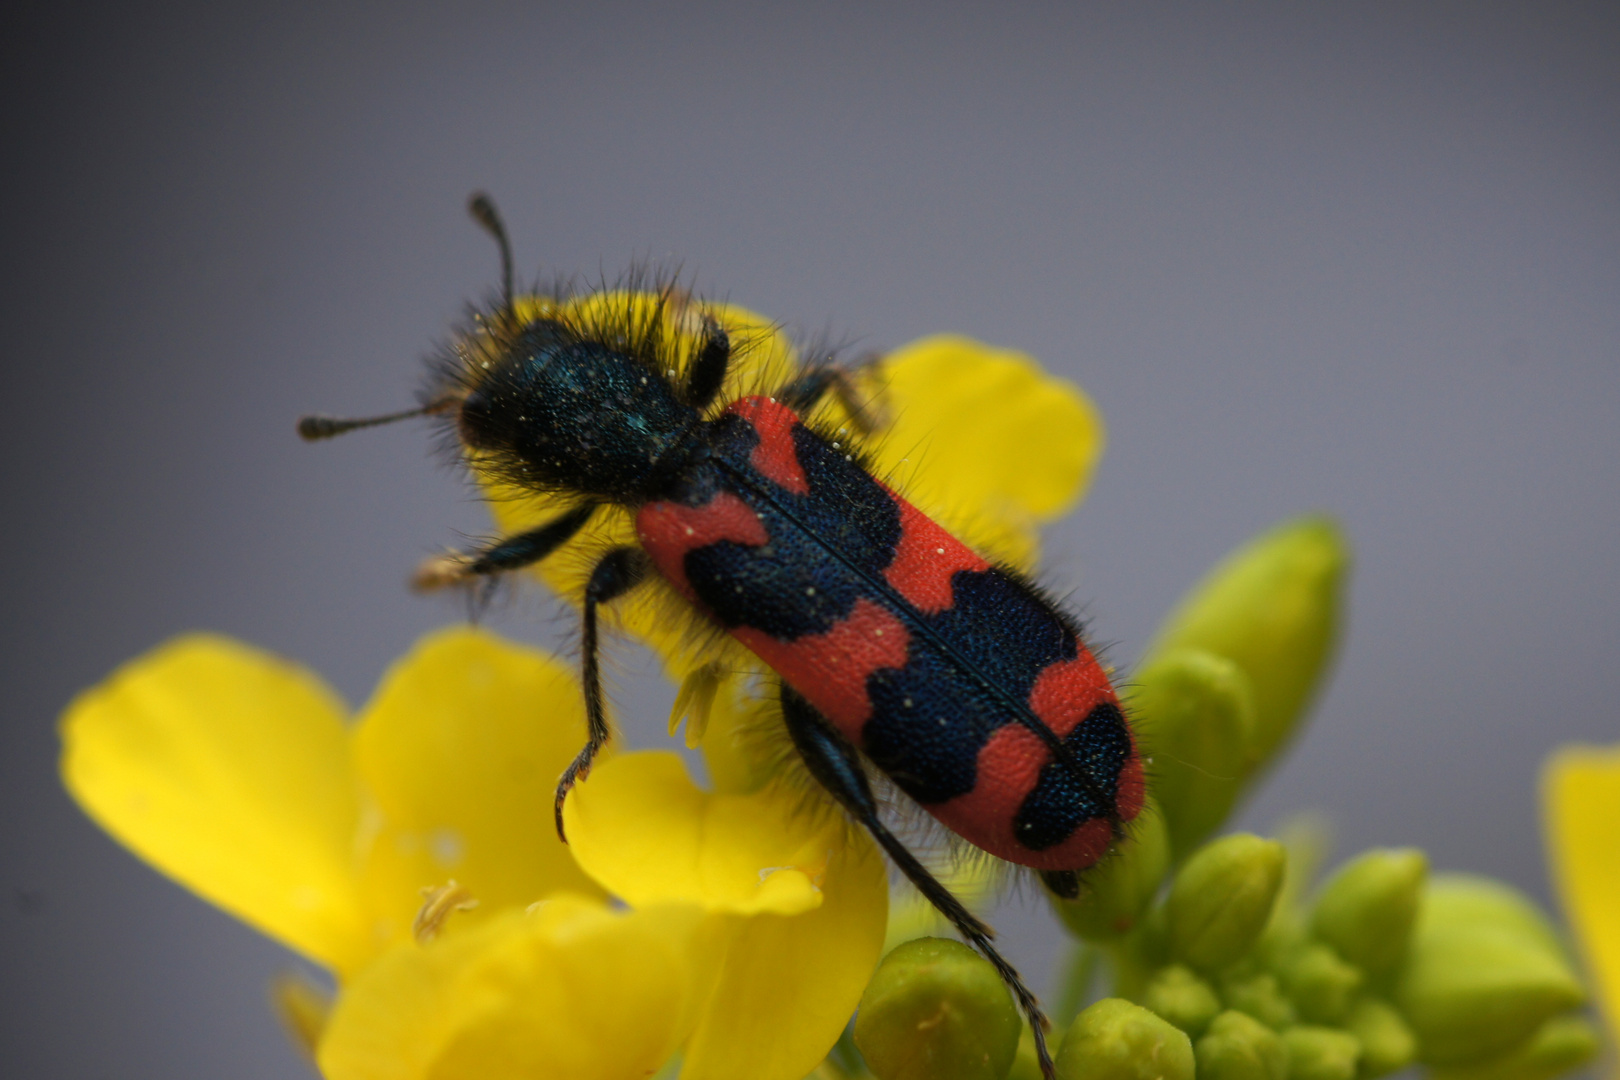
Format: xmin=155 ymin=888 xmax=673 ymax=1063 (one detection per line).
xmin=300 ymin=194 xmax=1143 ymax=1078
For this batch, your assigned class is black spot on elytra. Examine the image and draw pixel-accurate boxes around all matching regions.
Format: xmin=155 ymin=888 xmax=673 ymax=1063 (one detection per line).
xmin=684 ymin=414 xmax=899 ymax=637
xmin=1012 ymin=701 xmax=1132 ymax=850
xmin=861 ymin=567 xmax=1077 ymax=804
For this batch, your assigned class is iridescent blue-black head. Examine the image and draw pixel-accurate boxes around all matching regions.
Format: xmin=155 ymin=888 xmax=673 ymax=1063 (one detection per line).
xmin=297 ymin=193 xmax=734 ymax=506
xmin=451 ymin=313 xmax=702 ymax=501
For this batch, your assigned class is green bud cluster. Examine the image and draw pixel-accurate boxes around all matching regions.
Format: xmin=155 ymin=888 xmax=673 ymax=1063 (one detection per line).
xmin=1042 ymin=842 xmax=1594 ymax=1080
xmin=1035 ymin=519 xmax=1590 ymax=1080
xmin=828 ymin=519 xmax=1596 ymax=1080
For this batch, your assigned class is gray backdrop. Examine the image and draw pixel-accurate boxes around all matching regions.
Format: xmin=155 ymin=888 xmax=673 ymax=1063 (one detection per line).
xmin=3 ymin=3 xmax=1616 ymax=1077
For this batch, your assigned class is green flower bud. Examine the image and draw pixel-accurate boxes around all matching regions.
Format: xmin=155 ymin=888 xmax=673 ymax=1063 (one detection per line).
xmin=854 ymin=938 xmax=1021 ymax=1080
xmin=1143 ymin=964 xmax=1222 ymax=1038
xmin=1310 ymin=849 xmax=1428 ymax=978
xmin=1277 ymin=942 xmax=1362 ymax=1024
xmin=1194 ymin=1010 xmax=1289 ymax=1080
xmin=1168 ymin=834 xmax=1287 ymax=973
xmin=1220 ymin=971 xmax=1297 ymax=1030
xmin=1147 ymin=516 xmax=1347 ymax=772
xmin=1055 ymin=998 xmax=1195 ymax=1080
xmin=1281 ymin=1027 xmax=1361 ymax=1080
xmin=1132 ymin=649 xmax=1258 ymax=859
xmin=1051 ymin=798 xmax=1171 ymax=941
xmin=1252 ymin=921 xmax=1309 ymax=977
xmin=1427 ymin=1014 xmax=1600 ymax=1080
xmin=1393 ymin=878 xmax=1585 ymax=1065
xmin=1343 ymin=996 xmax=1416 ymax=1078
xmin=1420 ymin=873 xmax=1567 ymax=958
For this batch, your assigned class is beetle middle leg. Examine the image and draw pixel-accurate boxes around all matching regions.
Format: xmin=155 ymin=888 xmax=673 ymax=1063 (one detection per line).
xmin=777 ymin=684 xmax=1058 ymax=1080
xmin=408 ymin=506 xmax=648 ymax=840
xmin=553 ymin=545 xmax=652 ymax=839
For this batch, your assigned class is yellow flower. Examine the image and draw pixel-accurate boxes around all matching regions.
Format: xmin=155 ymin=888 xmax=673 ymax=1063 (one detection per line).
xmin=60 ymin=626 xmax=602 ymax=978
xmin=316 ymin=745 xmax=892 ymax=1080
xmin=60 ymin=288 xmax=1109 ymax=1078
xmin=61 ymin=625 xmax=893 ymax=1079
xmin=1543 ymin=743 xmax=1620 ymax=1072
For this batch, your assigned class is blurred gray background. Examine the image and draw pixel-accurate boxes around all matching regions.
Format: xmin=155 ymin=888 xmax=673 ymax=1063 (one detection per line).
xmin=3 ymin=3 xmax=1616 ymax=1077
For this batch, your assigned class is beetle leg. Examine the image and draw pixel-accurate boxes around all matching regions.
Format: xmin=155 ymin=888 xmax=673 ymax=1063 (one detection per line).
xmin=778 ymin=684 xmax=1058 ymax=1080
xmin=554 ymin=546 xmax=652 ymax=840
xmin=684 ymin=315 xmax=732 ymax=410
xmin=777 ymin=356 xmax=884 ymax=435
xmin=412 ymin=503 xmax=599 ymax=592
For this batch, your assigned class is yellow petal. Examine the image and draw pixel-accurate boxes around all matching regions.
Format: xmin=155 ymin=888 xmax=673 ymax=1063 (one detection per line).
xmin=866 ymin=334 xmax=1105 ymax=571
xmin=318 ymin=894 xmax=706 ymax=1080
xmin=1543 ymin=744 xmax=1620 ymax=1047
xmin=564 ymin=750 xmax=890 ymax=1080
xmin=681 ymin=812 xmax=890 ymax=1080
xmin=565 ymin=750 xmax=833 ymax=915
xmin=59 ymin=634 xmax=368 ymax=971
xmin=350 ymin=626 xmax=605 ymax=958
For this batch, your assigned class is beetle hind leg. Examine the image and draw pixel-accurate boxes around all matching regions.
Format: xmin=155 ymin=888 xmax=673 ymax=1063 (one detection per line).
xmin=778 ymin=685 xmax=1059 ymax=1080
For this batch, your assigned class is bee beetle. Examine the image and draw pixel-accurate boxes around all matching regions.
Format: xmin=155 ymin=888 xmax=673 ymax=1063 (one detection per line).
xmin=301 ymin=195 xmax=1143 ymax=1078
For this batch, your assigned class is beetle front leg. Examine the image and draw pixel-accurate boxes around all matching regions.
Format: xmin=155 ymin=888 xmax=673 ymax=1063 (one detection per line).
xmin=412 ymin=503 xmax=598 ymax=592
xmin=553 ymin=546 xmax=652 ymax=840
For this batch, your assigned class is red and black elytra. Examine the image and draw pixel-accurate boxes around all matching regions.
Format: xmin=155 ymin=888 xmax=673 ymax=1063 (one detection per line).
xmin=637 ymin=394 xmax=1145 ymax=871
xmin=299 ymin=194 xmax=1142 ymax=1080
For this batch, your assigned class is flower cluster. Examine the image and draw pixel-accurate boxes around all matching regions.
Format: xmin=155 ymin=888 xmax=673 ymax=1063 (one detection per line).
xmin=58 ymin=290 xmax=1612 ymax=1079
xmin=1009 ymin=835 xmax=1596 ymax=1080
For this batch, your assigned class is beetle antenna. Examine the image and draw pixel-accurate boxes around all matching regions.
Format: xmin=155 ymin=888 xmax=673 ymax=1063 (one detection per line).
xmin=468 ymin=192 xmax=515 ymax=322
xmin=297 ymin=397 xmax=456 ymax=441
